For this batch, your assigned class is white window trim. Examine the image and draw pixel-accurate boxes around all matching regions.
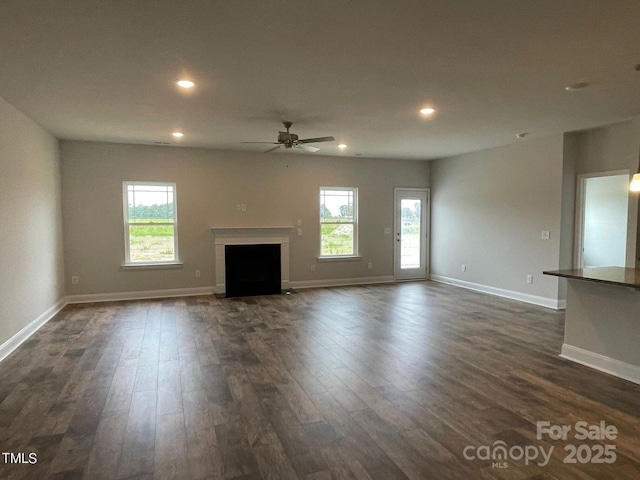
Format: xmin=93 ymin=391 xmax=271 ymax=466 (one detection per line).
xmin=122 ymin=181 xmax=179 ymax=266
xmin=319 ymin=186 xmax=358 ymax=258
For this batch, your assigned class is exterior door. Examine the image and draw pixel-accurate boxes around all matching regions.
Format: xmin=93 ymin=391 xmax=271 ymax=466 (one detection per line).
xmin=394 ymin=188 xmax=429 ymax=280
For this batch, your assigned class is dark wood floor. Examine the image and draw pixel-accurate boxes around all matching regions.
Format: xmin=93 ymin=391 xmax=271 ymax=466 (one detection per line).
xmin=0 ymin=281 xmax=639 ymax=479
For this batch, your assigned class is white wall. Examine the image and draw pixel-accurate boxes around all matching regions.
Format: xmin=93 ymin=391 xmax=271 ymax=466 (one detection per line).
xmin=0 ymin=96 xmax=65 ymax=346
xmin=430 ymin=135 xmax=566 ymax=305
xmin=60 ymin=141 xmax=430 ymax=296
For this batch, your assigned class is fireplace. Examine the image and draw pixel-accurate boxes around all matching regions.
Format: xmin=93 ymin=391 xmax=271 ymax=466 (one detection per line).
xmin=210 ymin=226 xmax=293 ymax=296
xmin=225 ymin=244 xmax=281 ymax=297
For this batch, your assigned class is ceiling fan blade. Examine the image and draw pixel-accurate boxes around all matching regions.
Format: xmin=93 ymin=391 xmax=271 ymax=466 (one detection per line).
xmin=241 ymin=141 xmax=279 ymax=144
xmin=294 ymin=144 xmax=320 ymax=153
xmin=264 ymin=145 xmax=282 ymax=153
xmin=297 ymin=136 xmax=335 ymax=144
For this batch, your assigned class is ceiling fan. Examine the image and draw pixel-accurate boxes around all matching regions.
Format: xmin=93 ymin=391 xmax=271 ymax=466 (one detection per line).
xmin=242 ymin=121 xmax=335 ymax=153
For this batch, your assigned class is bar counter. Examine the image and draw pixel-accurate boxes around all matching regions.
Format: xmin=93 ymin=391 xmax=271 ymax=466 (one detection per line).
xmin=543 ymin=266 xmax=640 ymax=288
xmin=543 ymin=267 xmax=640 ymax=385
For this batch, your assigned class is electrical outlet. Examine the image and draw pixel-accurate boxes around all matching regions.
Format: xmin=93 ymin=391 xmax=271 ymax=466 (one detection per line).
xmin=541 ymin=230 xmax=550 ymax=240
xmin=384 ymin=227 xmax=392 ymax=234
xmin=310 ymin=265 xmax=316 ymax=272
xmin=297 ymin=228 xmax=302 ymax=236
xmin=71 ymin=276 xmax=80 ymax=285
xmin=297 ymin=219 xmax=302 ymax=226
xmin=367 ymin=262 xmax=373 ymax=269
xmin=195 ymin=270 xmax=201 ymax=278
xmin=461 ymin=265 xmax=467 ymax=272
xmin=236 ymin=204 xmax=241 ymax=211
xmin=241 ymin=204 xmax=247 ymax=212
xmin=527 ymin=275 xmax=533 ymax=284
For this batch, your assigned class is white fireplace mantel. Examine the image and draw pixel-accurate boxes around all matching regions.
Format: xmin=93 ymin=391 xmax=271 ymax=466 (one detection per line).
xmin=210 ymin=226 xmax=294 ymax=294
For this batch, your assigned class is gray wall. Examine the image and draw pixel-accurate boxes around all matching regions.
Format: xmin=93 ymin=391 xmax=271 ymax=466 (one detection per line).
xmin=430 ymin=135 xmax=566 ymax=302
xmin=429 ymin=120 xmax=640 ymax=307
xmin=575 ymin=119 xmax=640 ymax=268
xmin=0 ymin=96 xmax=65 ymax=346
xmin=564 ymin=279 xmax=640 ymax=372
xmin=61 ymin=141 xmax=430 ymax=295
xmin=558 ymin=132 xmax=578 ymax=300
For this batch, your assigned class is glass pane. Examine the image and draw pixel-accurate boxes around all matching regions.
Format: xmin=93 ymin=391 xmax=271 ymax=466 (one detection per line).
xmin=400 ymin=199 xmax=421 ymax=269
xmin=321 ymin=223 xmax=354 ymax=256
xmin=129 ymin=225 xmax=175 ymax=262
xmin=128 ymin=185 xmax=174 ymax=223
xmin=320 ymin=189 xmax=353 ymax=222
xmin=130 ymin=184 xmax=174 ymax=192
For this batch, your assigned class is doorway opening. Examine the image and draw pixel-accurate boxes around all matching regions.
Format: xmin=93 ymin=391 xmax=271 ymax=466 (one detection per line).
xmin=575 ymin=172 xmax=629 ymax=268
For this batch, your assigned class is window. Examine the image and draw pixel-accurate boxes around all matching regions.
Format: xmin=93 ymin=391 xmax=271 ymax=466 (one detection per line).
xmin=123 ymin=182 xmax=178 ymax=264
xmin=319 ymin=187 xmax=358 ymax=257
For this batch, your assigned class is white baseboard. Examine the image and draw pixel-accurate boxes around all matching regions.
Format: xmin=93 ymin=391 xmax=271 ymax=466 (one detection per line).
xmin=290 ymin=275 xmax=395 ymax=290
xmin=66 ymin=286 xmax=216 ymax=304
xmin=429 ymin=274 xmax=563 ymax=310
xmin=561 ymin=344 xmax=640 ymax=385
xmin=0 ymin=297 xmax=67 ymax=363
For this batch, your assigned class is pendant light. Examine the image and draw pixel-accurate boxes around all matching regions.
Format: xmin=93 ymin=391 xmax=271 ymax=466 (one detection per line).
xmin=632 ymin=148 xmax=640 ymax=192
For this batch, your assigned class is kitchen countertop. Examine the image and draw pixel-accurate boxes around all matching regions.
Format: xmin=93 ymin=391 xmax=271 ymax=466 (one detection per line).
xmin=543 ymin=266 xmax=640 ymax=288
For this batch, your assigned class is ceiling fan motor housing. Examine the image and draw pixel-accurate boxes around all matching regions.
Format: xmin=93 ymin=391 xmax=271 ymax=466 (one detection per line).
xmin=278 ymin=131 xmax=298 ymax=144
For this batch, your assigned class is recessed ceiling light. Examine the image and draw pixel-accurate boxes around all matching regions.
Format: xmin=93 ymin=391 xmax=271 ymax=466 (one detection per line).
xmin=338 ymin=143 xmax=347 ymax=149
xmin=419 ymin=107 xmax=436 ymax=116
xmin=564 ymin=82 xmax=589 ymax=91
xmin=177 ymin=80 xmax=195 ymax=89
xmin=172 ymin=132 xmax=184 ymax=138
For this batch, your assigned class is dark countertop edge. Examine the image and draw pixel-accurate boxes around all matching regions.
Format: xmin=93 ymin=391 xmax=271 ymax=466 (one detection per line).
xmin=543 ymin=268 xmax=640 ymax=289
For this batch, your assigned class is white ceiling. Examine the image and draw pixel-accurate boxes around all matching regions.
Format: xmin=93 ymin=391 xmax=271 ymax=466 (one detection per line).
xmin=1 ymin=0 xmax=639 ymax=160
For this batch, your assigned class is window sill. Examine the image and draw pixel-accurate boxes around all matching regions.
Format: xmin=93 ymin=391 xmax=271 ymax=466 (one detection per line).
xmin=121 ymin=262 xmax=184 ymax=270
xmin=317 ymin=255 xmax=362 ymax=262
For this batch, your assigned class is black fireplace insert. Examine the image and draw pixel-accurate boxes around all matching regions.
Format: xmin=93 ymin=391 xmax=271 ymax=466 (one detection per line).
xmin=224 ymin=244 xmax=281 ymax=297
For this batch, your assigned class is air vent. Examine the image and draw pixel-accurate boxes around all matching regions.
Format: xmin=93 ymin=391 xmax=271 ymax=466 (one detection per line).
xmin=153 ymin=141 xmax=170 ymax=145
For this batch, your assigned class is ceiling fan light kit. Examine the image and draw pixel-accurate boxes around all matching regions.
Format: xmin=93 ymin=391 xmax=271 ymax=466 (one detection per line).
xmin=631 ymin=149 xmax=640 ymax=192
xmin=241 ymin=121 xmax=335 ymax=153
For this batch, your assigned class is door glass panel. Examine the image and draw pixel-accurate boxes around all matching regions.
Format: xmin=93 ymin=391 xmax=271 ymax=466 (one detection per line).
xmin=400 ymin=199 xmax=421 ymax=269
